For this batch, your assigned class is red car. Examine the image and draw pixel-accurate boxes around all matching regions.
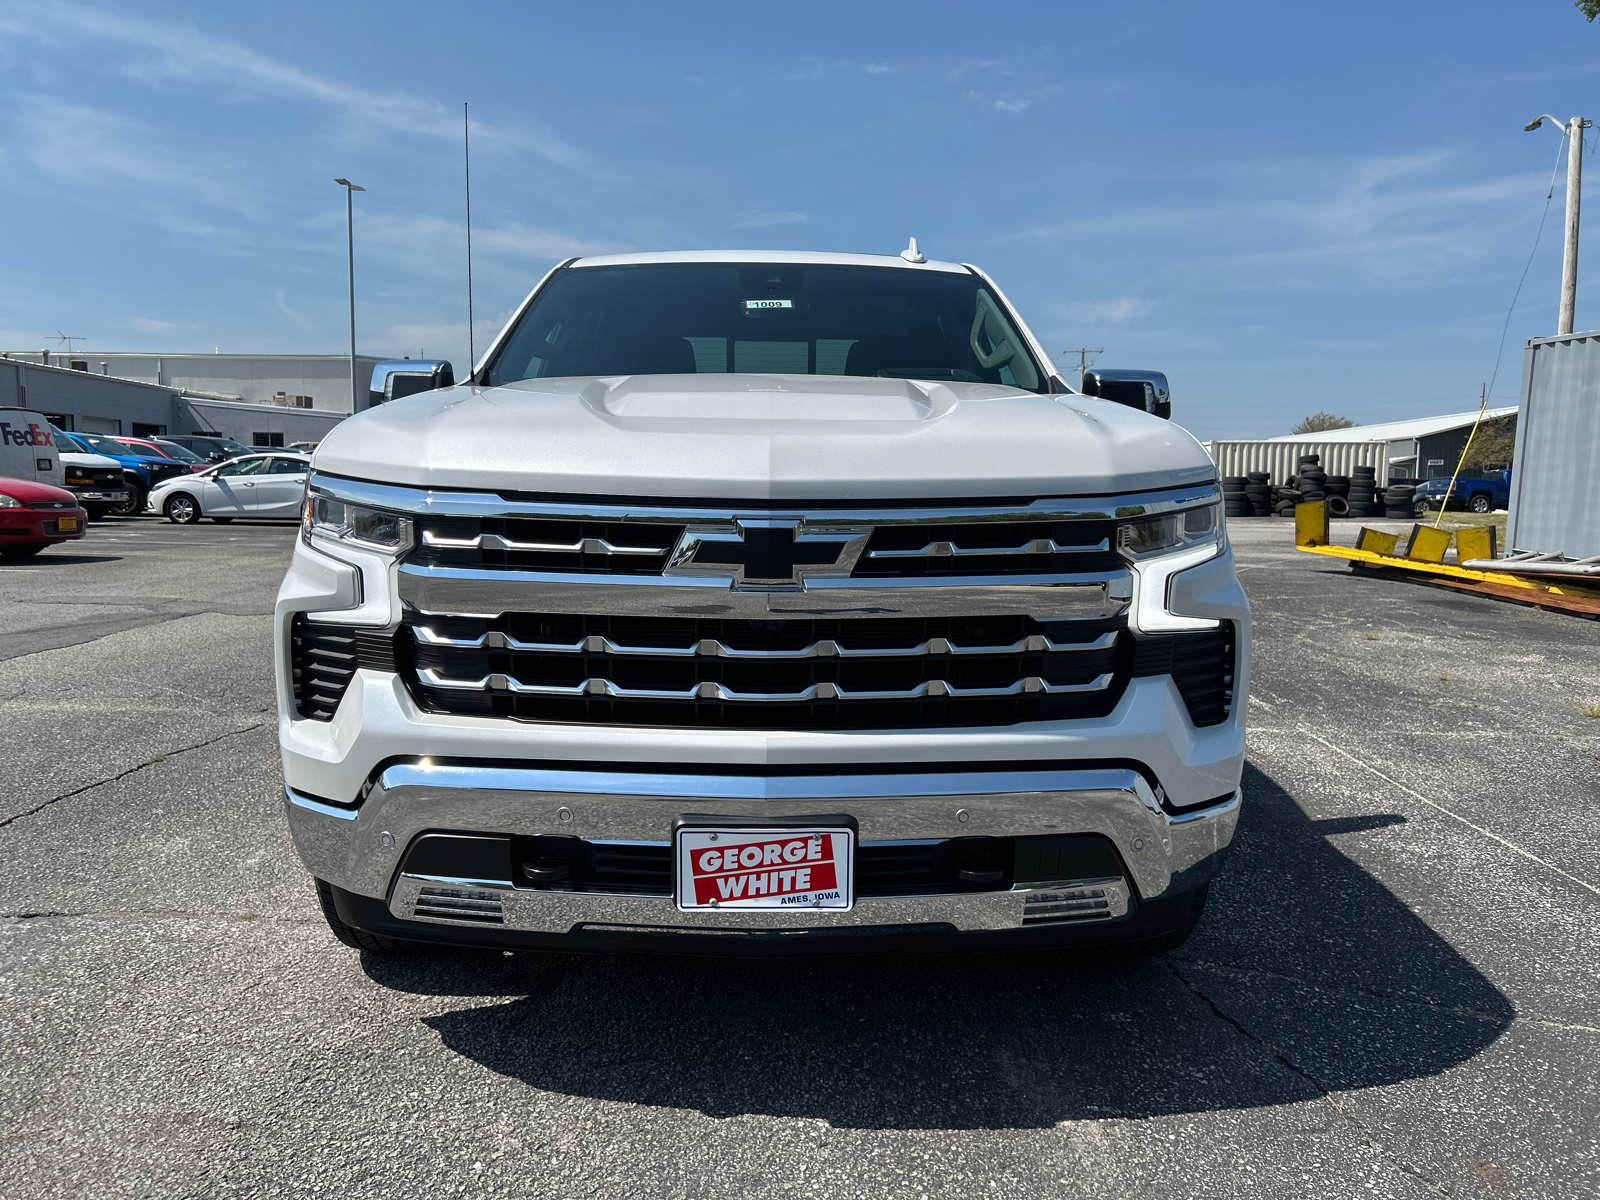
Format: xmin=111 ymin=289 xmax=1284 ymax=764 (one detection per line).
xmin=0 ymin=477 xmax=88 ymax=559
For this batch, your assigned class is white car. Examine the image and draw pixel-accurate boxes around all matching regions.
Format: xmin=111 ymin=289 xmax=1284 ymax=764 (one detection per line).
xmin=148 ymin=452 xmax=310 ymax=524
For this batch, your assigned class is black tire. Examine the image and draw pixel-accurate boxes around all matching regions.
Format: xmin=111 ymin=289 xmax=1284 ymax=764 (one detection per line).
xmin=315 ymin=879 xmax=434 ymax=954
xmin=1469 ymin=493 xmax=1492 ymax=514
xmin=84 ymin=504 xmax=113 ymax=520
xmin=0 ymin=544 xmax=46 ymax=559
xmin=109 ymin=485 xmax=146 ymax=518
xmin=165 ymin=493 xmax=201 ymax=524
xmin=1327 ymin=495 xmax=1349 ymax=517
xmin=1097 ymin=883 xmax=1211 ymax=956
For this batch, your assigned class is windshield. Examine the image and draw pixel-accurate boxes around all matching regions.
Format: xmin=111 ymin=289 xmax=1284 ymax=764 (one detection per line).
xmin=153 ymin=441 xmax=203 ymax=462
xmin=79 ymin=435 xmax=130 ymax=457
xmin=485 ymin=263 xmax=1045 ymax=392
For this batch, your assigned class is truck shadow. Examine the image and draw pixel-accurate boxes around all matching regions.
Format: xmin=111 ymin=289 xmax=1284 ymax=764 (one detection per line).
xmin=363 ymin=761 xmax=1514 ymax=1128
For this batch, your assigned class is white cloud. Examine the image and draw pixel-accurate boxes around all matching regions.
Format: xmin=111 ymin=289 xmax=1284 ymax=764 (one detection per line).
xmin=733 ymin=210 xmax=807 ymax=230
xmin=14 ymin=97 xmax=262 ymax=230
xmin=993 ymin=99 xmax=1030 ymax=113
xmin=0 ymin=1 xmax=592 ymax=168
xmin=361 ymin=213 xmax=626 ymax=267
xmin=861 ymin=63 xmax=901 ymax=75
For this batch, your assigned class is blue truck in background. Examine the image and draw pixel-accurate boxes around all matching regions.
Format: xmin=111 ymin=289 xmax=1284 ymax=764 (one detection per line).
xmin=1411 ymin=470 xmax=1512 ymax=515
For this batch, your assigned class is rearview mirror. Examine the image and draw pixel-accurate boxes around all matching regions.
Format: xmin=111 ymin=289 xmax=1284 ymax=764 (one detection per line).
xmin=1082 ymin=369 xmax=1171 ymax=420
xmin=368 ymin=359 xmax=455 ymax=408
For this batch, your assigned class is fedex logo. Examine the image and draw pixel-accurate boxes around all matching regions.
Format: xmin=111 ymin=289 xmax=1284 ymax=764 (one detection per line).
xmin=0 ymin=422 xmax=54 ymax=448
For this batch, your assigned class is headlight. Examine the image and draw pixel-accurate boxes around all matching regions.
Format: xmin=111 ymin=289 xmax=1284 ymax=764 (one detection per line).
xmin=302 ymin=490 xmax=412 ymax=554
xmin=1117 ymin=501 xmax=1224 ymax=633
xmin=0 ymin=493 xmax=20 ymax=509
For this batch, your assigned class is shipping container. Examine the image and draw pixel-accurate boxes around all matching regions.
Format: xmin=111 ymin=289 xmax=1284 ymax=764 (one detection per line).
xmin=1508 ymin=331 xmax=1600 ymax=559
xmin=1202 ymin=440 xmax=1389 ymax=485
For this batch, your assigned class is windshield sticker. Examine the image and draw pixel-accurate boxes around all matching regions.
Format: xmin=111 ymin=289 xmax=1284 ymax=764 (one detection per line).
xmin=743 ymin=298 xmax=794 ymax=311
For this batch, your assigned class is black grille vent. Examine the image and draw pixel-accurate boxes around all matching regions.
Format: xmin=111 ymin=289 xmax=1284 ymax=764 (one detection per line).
xmin=854 ymin=520 xmax=1121 ymax=578
xmin=401 ymin=612 xmax=1127 ymax=732
xmin=1129 ymin=624 xmax=1235 ymax=727
xmin=409 ymin=516 xmax=682 ymax=575
xmin=290 ymin=615 xmax=397 ymax=721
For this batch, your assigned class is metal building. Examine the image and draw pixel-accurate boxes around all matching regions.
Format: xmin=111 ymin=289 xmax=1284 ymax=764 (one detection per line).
xmin=1262 ymin=408 xmax=1518 ymax=483
xmin=0 ymin=358 xmax=348 ymax=447
xmin=1 ymin=351 xmax=391 ymax=416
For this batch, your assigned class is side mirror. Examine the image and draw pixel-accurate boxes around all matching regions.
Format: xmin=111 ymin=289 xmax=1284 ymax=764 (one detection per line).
xmin=1081 ymin=369 xmax=1171 ymax=420
xmin=368 ymin=359 xmax=455 ymax=408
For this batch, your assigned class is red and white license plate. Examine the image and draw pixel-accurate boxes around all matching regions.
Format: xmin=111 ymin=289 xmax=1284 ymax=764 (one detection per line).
xmin=675 ymin=827 xmax=854 ymax=912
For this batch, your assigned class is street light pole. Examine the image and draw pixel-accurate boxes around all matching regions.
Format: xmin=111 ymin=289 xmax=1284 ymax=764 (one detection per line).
xmin=1525 ymin=115 xmax=1591 ymax=336
xmin=334 ymin=178 xmax=366 ymax=410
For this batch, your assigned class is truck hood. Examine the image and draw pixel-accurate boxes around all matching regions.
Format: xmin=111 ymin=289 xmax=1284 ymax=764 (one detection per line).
xmin=313 ymin=374 xmax=1218 ymax=501
xmin=59 ymin=451 xmax=123 ymax=469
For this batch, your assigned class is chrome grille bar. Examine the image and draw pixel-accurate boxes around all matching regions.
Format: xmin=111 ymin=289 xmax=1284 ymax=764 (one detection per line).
xmin=415 ymin=668 xmax=1115 ymax=703
xmin=869 ymin=537 xmax=1111 ymax=559
xmin=411 ymin=626 xmax=1118 ymax=659
xmin=421 ymin=530 xmax=667 ymax=556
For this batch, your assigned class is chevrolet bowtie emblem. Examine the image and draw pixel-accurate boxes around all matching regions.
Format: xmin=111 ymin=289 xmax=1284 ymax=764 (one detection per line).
xmin=666 ymin=518 xmax=871 ymax=589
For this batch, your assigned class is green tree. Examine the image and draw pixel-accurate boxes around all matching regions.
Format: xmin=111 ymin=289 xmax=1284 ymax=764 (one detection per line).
xmin=1579 ymin=1 xmax=1600 ymax=21
xmin=1460 ymin=414 xmax=1517 ymax=471
xmin=1290 ymin=412 xmax=1356 ymax=434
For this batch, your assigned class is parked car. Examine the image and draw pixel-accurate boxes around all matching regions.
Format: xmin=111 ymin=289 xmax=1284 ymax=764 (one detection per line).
xmin=283 ymin=248 xmax=1249 ymax=958
xmin=1412 ymin=471 xmax=1511 ymax=515
xmin=147 ymin=452 xmax=311 ymax=524
xmin=164 ymin=435 xmax=254 ymax=464
xmin=73 ymin=432 xmax=193 ymax=516
xmin=50 ymin=432 xmax=131 ymax=519
xmin=147 ymin=440 xmax=211 ymax=471
xmin=288 ymin=440 xmax=320 ymax=453
xmin=0 ymin=476 xmax=87 ymax=559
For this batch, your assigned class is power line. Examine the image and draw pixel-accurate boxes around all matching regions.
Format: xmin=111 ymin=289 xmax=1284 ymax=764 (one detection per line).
xmin=1485 ymin=135 xmax=1566 ymax=403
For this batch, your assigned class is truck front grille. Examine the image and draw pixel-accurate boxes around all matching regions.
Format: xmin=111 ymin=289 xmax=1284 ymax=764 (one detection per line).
xmin=410 ymin=516 xmax=684 ymax=575
xmin=854 ymin=519 xmax=1120 ymax=577
xmin=401 ymin=612 xmax=1127 ymax=731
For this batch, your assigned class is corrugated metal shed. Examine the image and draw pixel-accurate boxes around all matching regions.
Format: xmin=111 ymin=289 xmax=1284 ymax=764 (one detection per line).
xmin=1203 ymin=440 xmax=1388 ymax=485
xmin=1507 ymin=331 xmax=1600 ymax=559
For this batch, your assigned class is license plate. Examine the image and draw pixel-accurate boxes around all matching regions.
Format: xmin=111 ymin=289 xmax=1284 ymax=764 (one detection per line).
xmin=56 ymin=517 xmax=78 ymax=532
xmin=676 ymin=826 xmax=854 ymax=911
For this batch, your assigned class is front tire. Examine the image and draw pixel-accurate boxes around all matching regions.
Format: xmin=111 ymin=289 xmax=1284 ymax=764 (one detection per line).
xmin=315 ymin=879 xmax=434 ymax=954
xmin=109 ymin=485 xmax=146 ymax=518
xmin=1469 ymin=494 xmax=1492 ymax=514
xmin=165 ymin=494 xmax=201 ymax=524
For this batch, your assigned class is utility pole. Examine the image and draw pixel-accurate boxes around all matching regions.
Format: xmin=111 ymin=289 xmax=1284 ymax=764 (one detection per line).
xmin=1526 ymin=114 xmax=1591 ymax=335
xmin=334 ymin=178 xmax=366 ymax=411
xmin=1060 ymin=347 xmax=1102 ymax=391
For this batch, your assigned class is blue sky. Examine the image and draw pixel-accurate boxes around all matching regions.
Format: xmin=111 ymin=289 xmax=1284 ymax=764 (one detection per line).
xmin=2 ymin=0 xmax=1598 ymax=440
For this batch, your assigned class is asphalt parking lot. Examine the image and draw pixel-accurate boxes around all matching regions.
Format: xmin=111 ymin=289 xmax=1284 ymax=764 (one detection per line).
xmin=2 ymin=515 xmax=1596 ymax=1199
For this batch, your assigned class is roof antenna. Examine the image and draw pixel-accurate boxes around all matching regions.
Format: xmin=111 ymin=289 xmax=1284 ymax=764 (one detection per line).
xmin=900 ymin=236 xmax=926 ymax=264
xmin=464 ymin=101 xmax=475 ymax=384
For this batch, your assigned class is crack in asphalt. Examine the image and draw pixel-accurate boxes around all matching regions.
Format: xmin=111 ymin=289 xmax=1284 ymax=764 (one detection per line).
xmin=0 ymin=722 xmax=268 ymax=831
xmin=1168 ymin=955 xmax=1506 ymax=1024
xmin=1165 ymin=960 xmax=1453 ymax=1197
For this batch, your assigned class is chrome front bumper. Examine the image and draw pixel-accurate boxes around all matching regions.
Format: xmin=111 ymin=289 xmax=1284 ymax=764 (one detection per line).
xmin=287 ymin=764 xmax=1239 ymax=936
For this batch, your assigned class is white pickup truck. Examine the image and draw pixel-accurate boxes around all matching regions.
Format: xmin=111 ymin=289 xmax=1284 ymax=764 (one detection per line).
xmin=277 ymin=249 xmax=1248 ymax=956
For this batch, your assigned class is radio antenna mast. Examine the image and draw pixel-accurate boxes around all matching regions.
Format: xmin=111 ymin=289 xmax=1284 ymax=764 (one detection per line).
xmin=464 ymin=101 xmax=475 ymax=383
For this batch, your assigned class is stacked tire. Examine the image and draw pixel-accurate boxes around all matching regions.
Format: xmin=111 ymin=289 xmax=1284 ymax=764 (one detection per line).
xmin=1273 ymin=483 xmax=1299 ymax=517
xmin=1297 ymin=456 xmax=1326 ymax=504
xmin=1384 ymin=483 xmax=1416 ymax=519
xmin=1323 ymin=474 xmax=1350 ymax=517
xmin=1245 ymin=471 xmax=1272 ymax=517
xmin=1223 ymin=477 xmax=1249 ymax=518
xmin=1348 ymin=465 xmax=1377 ymax=518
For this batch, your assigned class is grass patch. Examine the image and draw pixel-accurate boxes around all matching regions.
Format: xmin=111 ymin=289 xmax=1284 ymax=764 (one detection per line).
xmin=1363 ymin=632 xmax=1382 ymax=641
xmin=1582 ymin=702 xmax=1600 ymax=719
